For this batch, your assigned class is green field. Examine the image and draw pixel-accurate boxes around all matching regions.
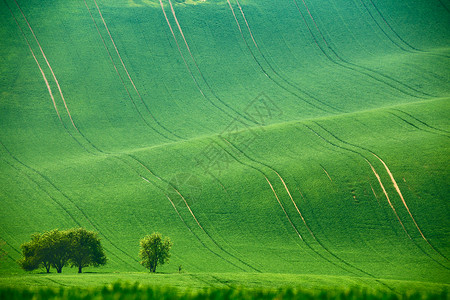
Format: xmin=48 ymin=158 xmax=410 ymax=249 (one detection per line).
xmin=0 ymin=0 xmax=449 ymax=297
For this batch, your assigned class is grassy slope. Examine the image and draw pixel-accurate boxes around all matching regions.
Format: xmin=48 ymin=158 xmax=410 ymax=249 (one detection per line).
xmin=0 ymin=0 xmax=449 ymax=289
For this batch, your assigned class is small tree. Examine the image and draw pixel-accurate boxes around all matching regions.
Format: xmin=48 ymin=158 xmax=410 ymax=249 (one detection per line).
xmin=139 ymin=233 xmax=172 ymax=273
xmin=67 ymin=228 xmax=107 ymax=273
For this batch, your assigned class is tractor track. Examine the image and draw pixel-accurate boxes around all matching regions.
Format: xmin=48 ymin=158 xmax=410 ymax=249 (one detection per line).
xmin=228 ymin=0 xmax=343 ymax=114
xmin=139 ymin=175 xmax=247 ymax=272
xmin=84 ymin=0 xmax=180 ymax=142
xmin=219 ymin=137 xmax=386 ymax=278
xmin=159 ymin=0 xmax=258 ymax=127
xmin=292 ymin=0 xmax=433 ymax=99
xmin=130 ymin=155 xmax=261 ymax=273
xmin=13 ymin=0 xmax=78 ymax=130
xmin=0 ymin=141 xmax=139 ymax=270
xmin=305 ymin=122 xmax=449 ymax=267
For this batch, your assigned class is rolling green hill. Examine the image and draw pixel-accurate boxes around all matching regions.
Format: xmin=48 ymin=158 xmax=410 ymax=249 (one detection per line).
xmin=0 ymin=0 xmax=449 ymax=291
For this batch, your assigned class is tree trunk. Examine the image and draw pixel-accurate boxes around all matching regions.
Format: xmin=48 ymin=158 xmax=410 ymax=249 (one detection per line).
xmin=57 ymin=268 xmax=62 ymax=273
xmin=44 ymin=262 xmax=50 ymax=273
xmin=78 ymin=266 xmax=82 ymax=273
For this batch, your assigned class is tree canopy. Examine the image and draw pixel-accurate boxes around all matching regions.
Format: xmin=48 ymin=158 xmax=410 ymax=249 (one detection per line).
xmin=67 ymin=228 xmax=107 ymax=273
xmin=19 ymin=230 xmax=70 ymax=273
xmin=19 ymin=228 xmax=106 ymax=273
xmin=139 ymin=233 xmax=173 ymax=273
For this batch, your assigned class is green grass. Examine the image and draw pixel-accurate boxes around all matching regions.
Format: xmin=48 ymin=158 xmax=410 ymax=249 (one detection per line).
xmin=0 ymin=285 xmax=448 ymax=300
xmin=0 ymin=274 xmax=449 ymax=299
xmin=0 ymin=0 xmax=449 ymax=297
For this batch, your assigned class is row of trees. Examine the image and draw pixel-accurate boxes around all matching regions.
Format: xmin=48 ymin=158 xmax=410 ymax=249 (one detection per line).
xmin=19 ymin=230 xmax=172 ymax=273
xmin=19 ymin=228 xmax=106 ymax=273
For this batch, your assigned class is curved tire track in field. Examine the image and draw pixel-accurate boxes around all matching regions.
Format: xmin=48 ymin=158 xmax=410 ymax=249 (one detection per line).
xmin=438 ymin=0 xmax=450 ymax=13
xmin=217 ymin=139 xmax=363 ymax=276
xmin=372 ymin=153 xmax=449 ymax=262
xmin=0 ymin=141 xmax=139 ymax=270
xmin=264 ymin=176 xmax=304 ymax=242
xmin=7 ymin=0 xmax=107 ymax=156
xmin=159 ymin=0 xmax=258 ymax=126
xmin=1 ymin=157 xmax=83 ymax=228
xmin=319 ymin=164 xmax=333 ymax=182
xmin=230 ymin=0 xmax=342 ymax=113
xmin=364 ymin=0 xmax=449 ymax=59
xmin=387 ymin=112 xmax=450 ymax=140
xmin=364 ymin=157 xmax=410 ymax=238
xmin=216 ymin=140 xmax=305 ymax=245
xmin=292 ymin=0 xmax=432 ymax=99
xmin=310 ymin=122 xmax=450 ymax=266
xmin=129 ymin=155 xmax=260 ymax=272
xmin=12 ymin=0 xmax=78 ymax=130
xmin=220 ymin=137 xmax=380 ymax=277
xmin=4 ymin=1 xmax=61 ymax=121
xmin=86 ymin=0 xmax=183 ymax=141
xmin=391 ymin=109 xmax=450 ymax=135
xmin=139 ymin=176 xmax=248 ymax=272
xmin=358 ymin=0 xmax=418 ymax=53
xmin=0 ymin=8 xmax=149 ymax=266
xmin=226 ymin=0 xmax=340 ymax=114
xmin=84 ymin=0 xmax=179 ymax=142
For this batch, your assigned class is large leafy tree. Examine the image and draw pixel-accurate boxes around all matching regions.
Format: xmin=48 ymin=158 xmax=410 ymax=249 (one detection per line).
xmin=19 ymin=230 xmax=70 ymax=273
xmin=46 ymin=229 xmax=71 ymax=273
xmin=139 ymin=233 xmax=173 ymax=273
xmin=19 ymin=232 xmax=53 ymax=273
xmin=19 ymin=228 xmax=106 ymax=273
xmin=67 ymin=228 xmax=107 ymax=273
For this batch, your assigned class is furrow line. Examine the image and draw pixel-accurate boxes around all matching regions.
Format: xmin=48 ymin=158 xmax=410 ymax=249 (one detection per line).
xmin=159 ymin=0 xmax=251 ymax=125
xmin=304 ymin=123 xmax=412 ymax=236
xmin=84 ymin=0 xmax=177 ymax=142
xmin=357 ymin=0 xmax=411 ymax=53
xmin=8 ymin=0 xmax=105 ymax=155
xmin=387 ymin=112 xmax=449 ymax=139
xmin=4 ymin=5 xmax=169 ymax=267
xmin=1 ymin=157 xmax=83 ymax=228
xmin=228 ymin=0 xmax=340 ymax=114
xmin=319 ymin=164 xmax=333 ymax=182
xmin=438 ymin=0 xmax=450 ymax=13
xmin=5 ymin=0 xmax=61 ymax=121
xmin=312 ymin=122 xmax=450 ymax=264
xmin=366 ymin=0 xmax=420 ymax=51
xmin=392 ymin=109 xmax=450 ymax=135
xmin=372 ymin=153 xmax=449 ymax=261
xmin=139 ymin=176 xmax=246 ymax=272
xmin=165 ymin=0 xmax=258 ymax=125
xmin=221 ymin=136 xmax=376 ymax=277
xmin=90 ymin=0 xmax=182 ymax=140
xmin=300 ymin=124 xmax=450 ymax=271
xmin=264 ymin=176 xmax=304 ymax=241
xmin=131 ymin=155 xmax=260 ymax=272
xmin=214 ymin=141 xmax=305 ymax=244
xmin=365 ymin=158 xmax=411 ymax=238
xmin=0 ymin=142 xmax=138 ymax=269
xmin=293 ymin=0 xmax=432 ymax=98
xmin=13 ymin=0 xmax=78 ymax=130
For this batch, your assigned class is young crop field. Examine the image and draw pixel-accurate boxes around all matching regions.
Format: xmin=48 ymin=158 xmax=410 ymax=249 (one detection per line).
xmin=0 ymin=0 xmax=449 ymax=298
